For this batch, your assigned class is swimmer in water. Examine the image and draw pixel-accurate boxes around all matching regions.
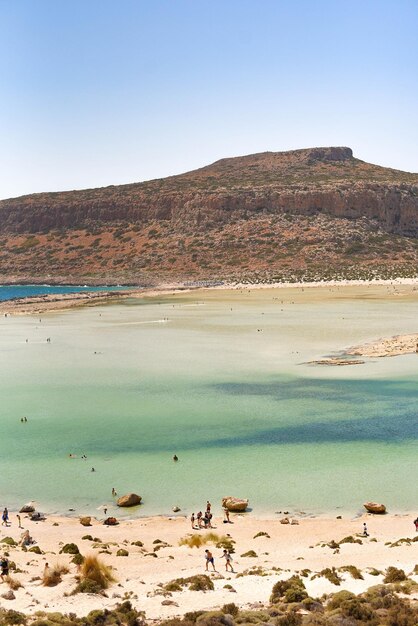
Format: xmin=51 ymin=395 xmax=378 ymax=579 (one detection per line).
xmin=173 ymin=454 xmax=178 ymax=462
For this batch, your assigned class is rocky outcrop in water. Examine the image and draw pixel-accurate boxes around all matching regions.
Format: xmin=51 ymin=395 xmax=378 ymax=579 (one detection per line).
xmin=117 ymin=493 xmax=142 ymax=507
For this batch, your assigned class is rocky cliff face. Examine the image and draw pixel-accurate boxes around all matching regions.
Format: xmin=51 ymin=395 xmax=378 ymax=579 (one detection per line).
xmin=1 ymin=146 xmax=417 ymax=236
xmin=0 ymin=147 xmax=417 ymax=283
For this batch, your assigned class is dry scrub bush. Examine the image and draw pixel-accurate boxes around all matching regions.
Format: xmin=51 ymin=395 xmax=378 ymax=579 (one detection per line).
xmin=73 ymin=554 xmax=115 ymax=594
xmin=179 ymin=533 xmax=231 ymax=549
xmin=270 ymin=576 xmax=307 ymax=604
xmin=383 ymin=566 xmax=407 ymax=583
xmin=42 ymin=564 xmax=69 ymax=587
xmin=164 ymin=575 xmax=214 ymax=592
xmin=6 ymin=576 xmax=22 ymax=590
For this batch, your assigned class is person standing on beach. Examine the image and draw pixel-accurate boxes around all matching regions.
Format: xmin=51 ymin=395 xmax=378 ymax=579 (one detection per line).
xmin=363 ymin=522 xmax=369 ymax=537
xmin=414 ymin=517 xmax=418 ymax=532
xmin=0 ymin=557 xmax=9 ymax=581
xmin=16 ymin=514 xmax=22 ymax=528
xmin=220 ymin=549 xmax=233 ymax=572
xmin=191 ymin=513 xmax=195 ymax=529
xmin=197 ymin=511 xmax=203 ymax=528
xmin=223 ymin=508 xmax=231 ymax=523
xmin=206 ymin=500 xmax=211 ymax=513
xmin=204 ymin=549 xmax=215 ymax=571
xmin=2 ymin=508 xmax=9 ymax=526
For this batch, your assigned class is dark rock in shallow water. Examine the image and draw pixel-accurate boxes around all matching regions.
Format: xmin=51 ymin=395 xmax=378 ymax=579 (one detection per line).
xmin=117 ymin=493 xmax=142 ymax=507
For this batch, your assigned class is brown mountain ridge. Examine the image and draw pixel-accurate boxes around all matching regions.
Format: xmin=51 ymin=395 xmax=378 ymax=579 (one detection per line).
xmin=1 ymin=146 xmax=418 ymax=284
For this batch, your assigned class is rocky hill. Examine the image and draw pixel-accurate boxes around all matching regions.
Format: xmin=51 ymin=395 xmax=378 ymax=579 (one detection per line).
xmin=1 ymin=146 xmax=418 ymax=284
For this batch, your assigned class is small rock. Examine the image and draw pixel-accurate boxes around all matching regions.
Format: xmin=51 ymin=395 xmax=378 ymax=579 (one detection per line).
xmin=2 ymin=590 xmax=15 ymax=600
xmin=172 ymin=506 xmax=181 ymax=512
xmin=161 ymin=600 xmax=179 ymax=606
xmin=280 ymin=517 xmax=290 ymax=524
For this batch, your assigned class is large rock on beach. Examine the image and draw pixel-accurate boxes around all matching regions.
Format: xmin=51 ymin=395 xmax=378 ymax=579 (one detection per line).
xmin=117 ymin=493 xmax=142 ymax=507
xmin=19 ymin=503 xmax=35 ymax=513
xmin=364 ymin=502 xmax=386 ymax=514
xmin=221 ymin=496 xmax=249 ymax=512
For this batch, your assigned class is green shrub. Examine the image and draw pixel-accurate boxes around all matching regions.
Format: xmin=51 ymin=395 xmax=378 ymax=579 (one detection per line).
xmin=277 ymin=614 xmax=302 ymax=626
xmin=71 ymin=553 xmax=84 ymax=566
xmin=339 ymin=565 xmax=363 ymax=580
xmin=241 ymin=550 xmax=257 ymax=558
xmin=221 ymin=603 xmax=239 ymax=616
xmin=0 ymin=609 xmax=27 ymax=625
xmin=270 ymin=576 xmax=306 ymax=604
xmin=339 ymin=597 xmax=377 ymax=622
xmin=59 ymin=543 xmax=79 ymax=555
xmin=384 ymin=566 xmax=407 ymax=583
xmin=164 ymin=575 xmax=214 ymax=592
xmin=327 ymin=590 xmax=356 ymax=609
xmin=314 ymin=567 xmax=341 ymax=585
xmin=339 ymin=535 xmax=362 ymax=545
xmin=116 ymin=549 xmax=129 ymax=557
xmin=73 ymin=578 xmax=103 ymax=595
xmin=1 ymin=537 xmax=16 ymax=546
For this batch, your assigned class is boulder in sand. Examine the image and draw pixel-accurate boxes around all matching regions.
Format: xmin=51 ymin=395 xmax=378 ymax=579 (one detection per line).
xmin=79 ymin=516 xmax=92 ymax=526
xmin=20 ymin=503 xmax=35 ymax=513
xmin=221 ymin=496 xmax=249 ymax=512
xmin=364 ymin=502 xmax=386 ymax=514
xmin=117 ymin=493 xmax=142 ymax=507
xmin=1 ymin=590 xmax=15 ymax=600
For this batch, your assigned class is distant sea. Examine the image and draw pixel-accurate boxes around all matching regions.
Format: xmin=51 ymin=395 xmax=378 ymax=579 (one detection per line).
xmin=0 ymin=284 xmax=134 ymax=302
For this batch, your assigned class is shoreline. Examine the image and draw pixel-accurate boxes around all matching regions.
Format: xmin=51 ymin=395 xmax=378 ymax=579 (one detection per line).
xmin=2 ymin=279 xmax=418 ymax=360
xmin=1 ymin=276 xmax=418 ymax=316
xmin=0 ymin=510 xmax=416 ymax=619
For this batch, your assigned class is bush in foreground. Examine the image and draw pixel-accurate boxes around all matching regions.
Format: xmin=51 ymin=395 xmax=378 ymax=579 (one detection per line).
xmin=73 ymin=554 xmax=115 ymax=594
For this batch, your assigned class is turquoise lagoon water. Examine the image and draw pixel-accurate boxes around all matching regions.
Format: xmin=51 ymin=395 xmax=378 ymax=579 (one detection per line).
xmin=0 ymin=285 xmax=417 ymax=518
xmin=0 ymin=284 xmax=134 ymax=301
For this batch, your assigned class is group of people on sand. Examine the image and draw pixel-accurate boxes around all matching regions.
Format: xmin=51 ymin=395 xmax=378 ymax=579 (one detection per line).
xmin=191 ymin=501 xmax=233 ymax=530
xmin=191 ymin=501 xmax=214 ymax=529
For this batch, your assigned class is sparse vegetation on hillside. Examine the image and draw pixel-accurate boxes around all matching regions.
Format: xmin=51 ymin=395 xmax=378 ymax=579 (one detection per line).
xmin=1 ymin=147 xmax=417 ymax=284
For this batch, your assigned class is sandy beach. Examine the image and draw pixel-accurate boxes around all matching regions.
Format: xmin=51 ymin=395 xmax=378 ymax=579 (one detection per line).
xmin=0 ymin=510 xmax=416 ymax=619
xmin=2 ymin=277 xmax=418 ymax=316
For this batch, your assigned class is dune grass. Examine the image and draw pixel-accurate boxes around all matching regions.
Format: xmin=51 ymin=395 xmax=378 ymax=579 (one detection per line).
xmin=73 ymin=554 xmax=116 ymax=594
xmin=42 ymin=563 xmax=69 ymax=587
xmin=6 ymin=575 xmax=23 ymax=590
xmin=179 ymin=532 xmax=225 ymax=548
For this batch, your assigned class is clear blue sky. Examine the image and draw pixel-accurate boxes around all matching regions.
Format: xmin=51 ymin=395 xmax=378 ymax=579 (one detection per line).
xmin=0 ymin=0 xmax=417 ymax=199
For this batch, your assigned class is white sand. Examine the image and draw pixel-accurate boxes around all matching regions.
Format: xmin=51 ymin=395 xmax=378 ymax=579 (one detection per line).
xmin=1 ymin=512 xmax=416 ymax=619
